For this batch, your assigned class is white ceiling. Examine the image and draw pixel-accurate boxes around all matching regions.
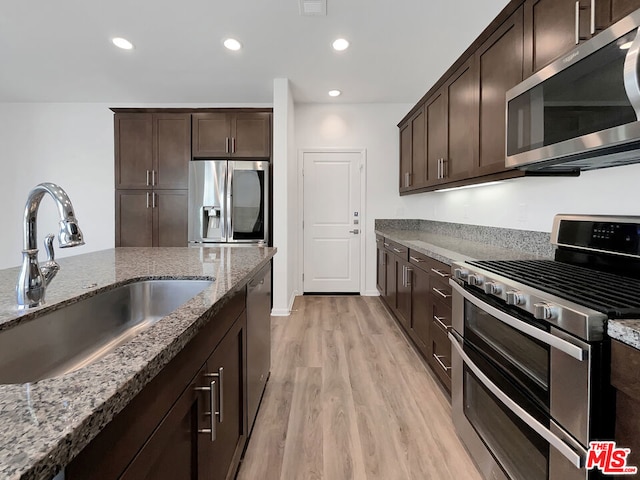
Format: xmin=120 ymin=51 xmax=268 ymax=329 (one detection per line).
xmin=0 ymin=0 xmax=510 ymax=104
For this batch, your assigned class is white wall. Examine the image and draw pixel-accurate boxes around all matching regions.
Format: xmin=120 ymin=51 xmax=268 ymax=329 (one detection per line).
xmin=295 ymin=103 xmax=413 ymax=295
xmin=0 ymin=103 xmax=115 ymax=269
xmin=272 ymin=79 xmax=297 ymax=314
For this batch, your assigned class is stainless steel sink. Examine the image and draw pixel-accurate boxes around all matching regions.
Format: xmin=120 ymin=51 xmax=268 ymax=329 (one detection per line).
xmin=0 ymin=279 xmax=213 ymax=384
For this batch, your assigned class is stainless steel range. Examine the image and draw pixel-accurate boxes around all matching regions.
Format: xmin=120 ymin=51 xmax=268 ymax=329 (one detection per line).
xmin=449 ymin=214 xmax=640 ymax=480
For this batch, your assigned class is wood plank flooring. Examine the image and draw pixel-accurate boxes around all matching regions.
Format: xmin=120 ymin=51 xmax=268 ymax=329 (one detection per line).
xmin=237 ymin=296 xmax=481 ymax=480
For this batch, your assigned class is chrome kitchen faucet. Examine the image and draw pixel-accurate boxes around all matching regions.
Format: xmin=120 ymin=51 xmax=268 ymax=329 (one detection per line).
xmin=16 ymin=183 xmax=84 ymax=309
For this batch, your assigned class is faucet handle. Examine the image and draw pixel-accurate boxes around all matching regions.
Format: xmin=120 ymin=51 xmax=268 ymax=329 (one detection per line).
xmin=44 ymin=234 xmax=55 ymax=262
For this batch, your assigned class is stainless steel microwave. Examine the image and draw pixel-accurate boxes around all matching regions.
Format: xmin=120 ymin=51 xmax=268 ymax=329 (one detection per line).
xmin=506 ymin=8 xmax=640 ymax=172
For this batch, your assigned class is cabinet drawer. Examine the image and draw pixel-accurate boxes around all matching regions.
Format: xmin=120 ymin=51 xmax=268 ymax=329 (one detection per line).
xmin=426 ymin=258 xmax=451 ymax=280
xmin=408 ymin=249 xmax=432 ymax=273
xmin=376 ymin=234 xmax=384 ymax=247
xmin=432 ymin=297 xmax=452 ymax=333
xmin=430 ymin=275 xmax=452 ymax=303
xmin=430 ymin=317 xmax=452 ymax=389
xmin=384 ymin=239 xmax=409 ymax=260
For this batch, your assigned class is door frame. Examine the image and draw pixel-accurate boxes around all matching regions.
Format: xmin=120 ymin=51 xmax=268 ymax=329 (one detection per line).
xmin=297 ymin=148 xmax=367 ymax=295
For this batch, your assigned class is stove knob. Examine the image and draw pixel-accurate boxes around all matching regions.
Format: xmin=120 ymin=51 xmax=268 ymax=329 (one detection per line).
xmin=468 ymin=274 xmax=483 ymax=287
xmin=534 ymin=302 xmax=557 ymax=320
xmin=454 ymin=268 xmax=469 ymax=280
xmin=506 ymin=290 xmax=524 ymax=306
xmin=483 ymin=282 xmax=502 ymax=295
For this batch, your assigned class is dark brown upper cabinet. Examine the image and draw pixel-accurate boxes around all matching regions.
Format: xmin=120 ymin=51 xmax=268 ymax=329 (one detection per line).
xmin=399 ymin=107 xmax=426 ymax=191
xmin=426 ymin=90 xmax=447 ymax=185
xmin=476 ymin=6 xmax=525 ymax=176
xmin=610 ymin=0 xmax=640 ymax=22
xmin=192 ymin=112 xmax=271 ymax=159
xmin=115 ymin=113 xmax=190 ymax=190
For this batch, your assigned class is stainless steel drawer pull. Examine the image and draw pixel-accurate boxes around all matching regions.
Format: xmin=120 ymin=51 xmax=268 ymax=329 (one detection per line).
xmin=393 ymin=248 xmax=403 ymax=253
xmin=590 ymin=0 xmax=596 ymax=34
xmin=195 ymin=380 xmax=217 ymax=441
xmin=383 ymin=243 xmax=390 ymax=247
xmin=409 ymin=256 xmax=425 ymax=263
xmin=146 ymin=192 xmax=150 ymax=209
xmin=433 ymin=354 xmax=451 ymax=372
xmin=433 ymin=287 xmax=452 ymax=299
xmin=226 ymin=137 xmax=230 ymax=153
xmin=430 ymin=268 xmax=449 ymax=278
xmin=152 ymin=192 xmax=156 ymax=209
xmin=151 ymin=170 xmax=156 ymax=186
xmin=146 ymin=170 xmax=150 ymax=186
xmin=406 ymin=267 xmax=413 ymax=287
xmin=433 ymin=315 xmax=451 ymax=331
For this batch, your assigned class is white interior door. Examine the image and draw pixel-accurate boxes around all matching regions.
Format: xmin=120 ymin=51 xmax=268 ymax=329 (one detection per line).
xmin=303 ymin=151 xmax=362 ymax=293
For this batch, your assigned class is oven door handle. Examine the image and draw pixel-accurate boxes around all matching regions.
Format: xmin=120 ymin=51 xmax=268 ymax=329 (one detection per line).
xmin=448 ymin=330 xmax=586 ymax=469
xmin=450 ymin=280 xmax=586 ymax=361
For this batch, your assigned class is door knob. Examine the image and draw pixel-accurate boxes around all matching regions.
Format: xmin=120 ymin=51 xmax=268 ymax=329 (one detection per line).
xmin=349 ymin=229 xmax=360 ymax=234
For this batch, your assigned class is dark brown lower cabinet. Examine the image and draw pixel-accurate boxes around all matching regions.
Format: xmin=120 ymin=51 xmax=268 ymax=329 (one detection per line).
xmin=376 ymin=235 xmax=387 ymax=295
xmin=377 ymin=238 xmax=452 ymax=393
xmin=67 ymin=289 xmax=249 ymax=480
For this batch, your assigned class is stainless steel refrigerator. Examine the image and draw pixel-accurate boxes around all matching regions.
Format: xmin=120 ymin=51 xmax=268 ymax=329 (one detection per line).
xmin=188 ymin=160 xmax=269 ymax=244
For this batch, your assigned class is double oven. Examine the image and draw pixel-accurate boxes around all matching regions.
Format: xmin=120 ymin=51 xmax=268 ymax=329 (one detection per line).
xmin=447 ymin=214 xmax=640 ymax=480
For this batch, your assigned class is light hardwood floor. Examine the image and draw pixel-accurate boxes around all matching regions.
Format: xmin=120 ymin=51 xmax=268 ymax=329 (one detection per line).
xmin=237 ymin=296 xmax=482 ymax=480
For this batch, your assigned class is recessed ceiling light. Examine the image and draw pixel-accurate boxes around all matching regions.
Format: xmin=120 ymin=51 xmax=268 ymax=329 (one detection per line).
xmin=328 ymin=90 xmax=341 ymax=97
xmin=620 ymin=41 xmax=633 ymax=50
xmin=112 ymin=37 xmax=133 ymax=50
xmin=332 ymin=38 xmax=350 ymax=51
xmin=224 ymin=38 xmax=242 ymax=51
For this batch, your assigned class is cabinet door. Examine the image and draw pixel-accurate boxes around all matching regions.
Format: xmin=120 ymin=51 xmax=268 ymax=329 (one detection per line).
xmin=192 ymin=113 xmax=231 ymax=158
xmin=199 ymin=314 xmax=247 ymax=480
xmin=396 ymin=259 xmax=412 ymax=330
xmin=384 ymin=249 xmax=397 ymax=309
xmin=115 ymin=113 xmax=153 ymax=189
xmin=410 ymin=107 xmax=427 ymax=188
xmin=444 ymin=59 xmax=478 ymax=181
xmin=429 ymin=298 xmax=452 ymax=392
xmin=232 ymin=113 xmax=271 ymax=158
xmin=477 ymin=7 xmax=524 ymax=176
xmin=376 ymin=246 xmax=387 ymax=295
xmin=120 ymin=384 xmax=200 ymax=480
xmin=610 ymin=0 xmax=640 ymax=23
xmin=399 ymin=120 xmax=412 ymax=191
xmin=410 ymin=266 xmax=430 ymax=357
xmin=426 ymin=90 xmax=447 ymax=185
xmin=154 ymin=114 xmax=191 ymax=189
xmin=524 ymin=0 xmax=579 ymax=74
xmin=154 ymin=190 xmax=188 ymax=247
xmin=116 ymin=190 xmax=153 ymax=247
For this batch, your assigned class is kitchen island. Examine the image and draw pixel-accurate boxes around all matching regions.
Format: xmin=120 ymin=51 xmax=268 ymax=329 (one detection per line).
xmin=0 ymin=246 xmax=275 ymax=480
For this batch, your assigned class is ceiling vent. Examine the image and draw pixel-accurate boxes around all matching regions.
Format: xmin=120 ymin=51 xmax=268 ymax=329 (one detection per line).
xmin=299 ymin=0 xmax=327 ymax=16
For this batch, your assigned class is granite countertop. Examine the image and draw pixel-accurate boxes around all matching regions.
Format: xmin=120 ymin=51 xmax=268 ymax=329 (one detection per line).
xmin=374 ymin=227 xmax=550 ymax=265
xmin=608 ymin=320 xmax=640 ymax=350
xmin=0 ymin=246 xmax=275 ymax=480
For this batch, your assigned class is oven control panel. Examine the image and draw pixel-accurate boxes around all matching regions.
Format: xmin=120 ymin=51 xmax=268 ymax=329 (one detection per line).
xmin=553 ymin=215 xmax=640 ymax=257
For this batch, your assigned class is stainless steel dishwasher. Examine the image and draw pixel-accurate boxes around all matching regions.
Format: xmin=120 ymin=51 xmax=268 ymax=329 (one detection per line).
xmin=246 ymin=261 xmax=272 ymax=432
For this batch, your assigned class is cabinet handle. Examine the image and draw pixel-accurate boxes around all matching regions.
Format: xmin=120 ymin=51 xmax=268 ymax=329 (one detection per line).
xmin=433 ymin=287 xmax=452 ymax=299
xmin=575 ymin=1 xmax=580 ymax=44
xmin=430 ymin=268 xmax=449 ymax=278
xmin=226 ymin=137 xmax=230 ymax=153
xmin=146 ymin=192 xmax=150 ymax=209
xmin=404 ymin=172 xmax=411 ymax=187
xmin=410 ymin=256 xmax=426 ymax=263
xmin=151 ymin=170 xmax=156 ymax=186
xmin=383 ymin=242 xmax=390 ymax=247
xmin=152 ymin=192 xmax=156 ymax=209
xmin=437 ymin=159 xmax=441 ymax=179
xmin=406 ymin=267 xmax=413 ymax=287
xmin=433 ymin=354 xmax=452 ymax=372
xmin=393 ymin=247 xmax=403 ymax=253
xmin=433 ymin=315 xmax=451 ymax=331
xmin=216 ymin=367 xmax=224 ymax=423
xmin=195 ymin=380 xmax=217 ymax=441
xmin=590 ymin=0 xmax=595 ymax=34
xmin=232 ymin=137 xmax=236 ymax=153
xmin=146 ymin=170 xmax=150 ymax=186
xmin=442 ymin=158 xmax=448 ymax=178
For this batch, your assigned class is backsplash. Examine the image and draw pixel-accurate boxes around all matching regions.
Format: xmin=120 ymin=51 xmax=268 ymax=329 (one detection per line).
xmin=375 ymin=219 xmax=554 ymax=258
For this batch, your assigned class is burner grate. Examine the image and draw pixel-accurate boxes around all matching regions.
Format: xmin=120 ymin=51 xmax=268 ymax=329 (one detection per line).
xmin=468 ymin=260 xmax=640 ymax=318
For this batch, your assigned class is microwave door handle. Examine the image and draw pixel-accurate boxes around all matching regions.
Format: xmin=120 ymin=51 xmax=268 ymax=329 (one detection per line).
xmin=623 ymin=27 xmax=640 ymax=120
xmin=227 ymin=162 xmax=234 ymax=241
xmin=448 ymin=331 xmax=586 ymax=469
xmin=449 ymin=280 xmax=586 ymax=361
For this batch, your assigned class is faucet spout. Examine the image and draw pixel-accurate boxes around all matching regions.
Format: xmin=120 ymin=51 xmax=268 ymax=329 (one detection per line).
xmin=17 ymin=183 xmax=85 ymax=309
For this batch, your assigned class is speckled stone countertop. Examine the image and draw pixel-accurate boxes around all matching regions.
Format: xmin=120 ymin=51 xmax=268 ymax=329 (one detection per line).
xmin=0 ymin=246 xmax=275 ymax=480
xmin=374 ymin=228 xmax=551 ymax=265
xmin=608 ymin=320 xmax=640 ymax=350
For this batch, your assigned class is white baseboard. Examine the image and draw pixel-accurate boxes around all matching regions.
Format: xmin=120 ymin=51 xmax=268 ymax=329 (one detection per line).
xmin=362 ymin=289 xmax=381 ymax=297
xmin=270 ymin=290 xmax=299 ymax=317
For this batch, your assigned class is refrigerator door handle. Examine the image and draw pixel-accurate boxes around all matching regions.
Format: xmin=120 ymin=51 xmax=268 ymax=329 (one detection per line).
xmin=227 ymin=161 xmax=234 ymax=242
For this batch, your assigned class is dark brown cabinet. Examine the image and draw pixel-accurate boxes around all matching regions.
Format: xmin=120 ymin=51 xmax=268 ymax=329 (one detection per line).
xmin=115 ymin=113 xmax=191 ymax=190
xmin=399 ymin=107 xmax=427 ymax=191
xmin=192 ymin=112 xmax=271 ymax=159
xmin=67 ymin=283 xmax=258 ymax=480
xmin=377 ymin=239 xmax=452 ymax=392
xmin=115 ymin=190 xmax=188 ymax=247
xmin=610 ymin=0 xmax=640 ymax=22
xmin=376 ymin=235 xmax=387 ymax=295
xmin=426 ymin=91 xmax=447 ymax=185
xmin=477 ymin=7 xmax=525 ymax=175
